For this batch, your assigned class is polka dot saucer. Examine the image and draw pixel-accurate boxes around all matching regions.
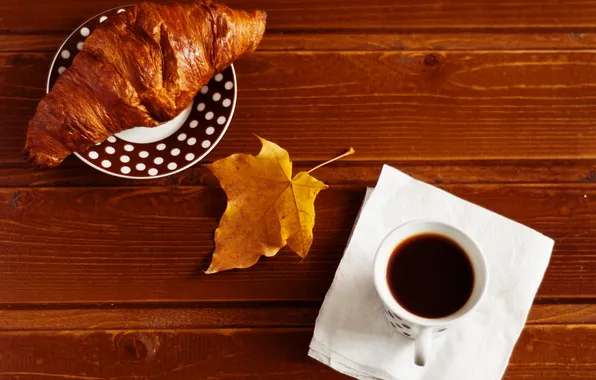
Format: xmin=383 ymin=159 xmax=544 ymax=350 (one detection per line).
xmin=47 ymin=6 xmax=237 ymax=179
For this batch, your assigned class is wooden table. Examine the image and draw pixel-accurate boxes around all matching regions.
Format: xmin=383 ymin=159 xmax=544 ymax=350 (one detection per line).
xmin=1 ymin=0 xmax=596 ymax=378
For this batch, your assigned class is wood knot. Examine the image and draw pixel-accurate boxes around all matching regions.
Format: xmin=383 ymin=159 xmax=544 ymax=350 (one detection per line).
xmin=583 ymin=171 xmax=596 ymax=182
xmin=423 ymin=53 xmax=440 ymax=68
xmin=10 ymin=54 xmax=31 ymax=67
xmin=9 ymin=191 xmax=21 ymax=208
xmin=9 ymin=190 xmax=32 ymax=209
xmin=115 ymin=333 xmax=160 ymax=363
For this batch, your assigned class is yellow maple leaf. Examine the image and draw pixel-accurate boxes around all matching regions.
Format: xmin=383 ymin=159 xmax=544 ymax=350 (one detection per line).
xmin=206 ymin=137 xmax=353 ymax=273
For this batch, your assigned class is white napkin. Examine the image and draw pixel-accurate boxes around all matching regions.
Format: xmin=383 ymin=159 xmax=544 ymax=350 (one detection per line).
xmin=309 ymin=165 xmax=554 ymax=380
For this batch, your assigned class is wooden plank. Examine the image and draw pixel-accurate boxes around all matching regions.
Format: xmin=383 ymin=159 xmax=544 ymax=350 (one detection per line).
xmin=5 ymin=50 xmax=596 ymax=164
xmin=0 ymin=184 xmax=594 ymax=304
xmin=0 ymin=328 xmax=340 ymax=380
xmin=507 ymin=325 xmax=596 ymax=380
xmin=0 ymin=326 xmax=594 ymax=379
xmin=3 ymin=0 xmax=596 ymax=33
xmin=0 ymin=35 xmax=65 ymax=53
xmin=3 ymin=186 xmax=357 ymax=304
xmin=6 ymin=32 xmax=596 ymax=53
xmin=1 ymin=159 xmax=596 ymax=188
xmin=1 ymin=304 xmax=596 ymax=331
xmin=0 ymin=307 xmax=320 ymax=331
xmin=262 ymin=32 xmax=596 ymax=52
xmin=528 ymin=304 xmax=596 ymax=324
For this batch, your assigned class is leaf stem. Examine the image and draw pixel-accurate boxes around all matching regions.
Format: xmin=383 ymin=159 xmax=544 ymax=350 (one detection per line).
xmin=308 ymin=147 xmax=355 ymax=174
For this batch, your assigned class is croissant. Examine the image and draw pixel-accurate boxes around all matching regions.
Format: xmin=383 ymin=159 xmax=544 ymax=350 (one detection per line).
xmin=24 ymin=0 xmax=266 ymax=168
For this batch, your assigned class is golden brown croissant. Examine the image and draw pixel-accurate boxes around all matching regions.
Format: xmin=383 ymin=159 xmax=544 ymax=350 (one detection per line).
xmin=24 ymin=0 xmax=266 ymax=168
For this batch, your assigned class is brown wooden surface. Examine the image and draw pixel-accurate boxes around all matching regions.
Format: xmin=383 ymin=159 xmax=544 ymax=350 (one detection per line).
xmin=4 ymin=0 xmax=596 ymax=32
xmin=0 ymin=326 xmax=595 ymax=380
xmin=0 ymin=184 xmax=595 ymax=304
xmin=7 ymin=49 xmax=596 ymax=163
xmin=1 ymin=0 xmax=595 ymax=379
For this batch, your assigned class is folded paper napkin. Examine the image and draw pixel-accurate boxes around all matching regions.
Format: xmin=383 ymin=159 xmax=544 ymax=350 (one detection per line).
xmin=309 ymin=165 xmax=554 ymax=380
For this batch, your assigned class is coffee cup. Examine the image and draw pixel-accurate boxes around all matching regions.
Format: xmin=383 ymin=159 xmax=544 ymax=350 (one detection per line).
xmin=373 ymin=220 xmax=488 ymax=366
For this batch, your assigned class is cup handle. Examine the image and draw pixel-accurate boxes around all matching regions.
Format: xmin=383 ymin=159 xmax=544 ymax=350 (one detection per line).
xmin=414 ymin=327 xmax=432 ymax=366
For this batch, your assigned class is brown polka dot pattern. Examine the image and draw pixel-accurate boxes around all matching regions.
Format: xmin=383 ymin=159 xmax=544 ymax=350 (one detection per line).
xmin=47 ymin=5 xmax=237 ymax=179
xmin=384 ymin=307 xmax=449 ymax=339
xmin=386 ymin=308 xmax=412 ymax=338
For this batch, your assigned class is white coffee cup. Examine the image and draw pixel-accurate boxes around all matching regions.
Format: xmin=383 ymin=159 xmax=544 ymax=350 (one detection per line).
xmin=373 ymin=220 xmax=488 ymax=366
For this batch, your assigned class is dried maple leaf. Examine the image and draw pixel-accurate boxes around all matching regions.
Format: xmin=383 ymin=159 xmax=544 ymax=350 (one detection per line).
xmin=206 ymin=137 xmax=353 ymax=273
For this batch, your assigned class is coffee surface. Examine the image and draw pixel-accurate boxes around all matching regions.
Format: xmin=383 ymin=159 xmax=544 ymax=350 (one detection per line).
xmin=386 ymin=233 xmax=474 ymax=319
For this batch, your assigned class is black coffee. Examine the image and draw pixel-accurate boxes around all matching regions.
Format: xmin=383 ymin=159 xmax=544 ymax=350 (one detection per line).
xmin=386 ymin=233 xmax=474 ymax=319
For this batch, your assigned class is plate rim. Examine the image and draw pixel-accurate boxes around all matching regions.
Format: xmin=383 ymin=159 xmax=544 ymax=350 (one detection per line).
xmin=46 ymin=4 xmax=237 ymax=180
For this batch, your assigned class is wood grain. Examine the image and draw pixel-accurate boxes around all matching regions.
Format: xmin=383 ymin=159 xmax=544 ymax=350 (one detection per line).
xmin=0 ymin=328 xmax=338 ymax=380
xmin=507 ymin=325 xmax=596 ymax=380
xmin=0 ymin=184 xmax=593 ymax=305
xmin=0 ymin=307 xmax=320 ymax=331
xmin=3 ymin=0 xmax=596 ymax=377
xmin=0 ymin=326 xmax=594 ymax=379
xmin=6 ymin=32 xmax=596 ymax=53
xmin=528 ymin=304 xmax=596 ymax=324
xmin=3 ymin=0 xmax=596 ymax=33
xmin=5 ymin=50 xmax=596 ymax=164
xmin=1 ymin=159 xmax=596 ymax=188
xmin=262 ymin=32 xmax=596 ymax=52
xmin=2 ymin=304 xmax=596 ymax=332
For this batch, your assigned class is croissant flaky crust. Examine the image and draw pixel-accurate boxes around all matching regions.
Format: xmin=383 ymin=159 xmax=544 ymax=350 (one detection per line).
xmin=24 ymin=0 xmax=266 ymax=168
